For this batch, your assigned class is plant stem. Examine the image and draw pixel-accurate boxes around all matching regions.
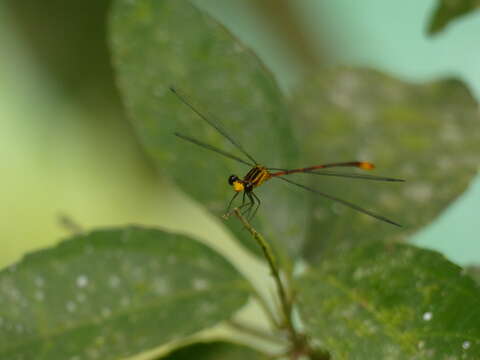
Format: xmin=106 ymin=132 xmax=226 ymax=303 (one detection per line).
xmin=232 ymin=209 xmax=301 ymax=346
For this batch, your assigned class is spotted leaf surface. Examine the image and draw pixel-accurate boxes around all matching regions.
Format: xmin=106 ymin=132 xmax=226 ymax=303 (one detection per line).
xmin=0 ymin=227 xmax=251 ymax=360
xmin=292 ymin=68 xmax=480 ymax=261
xmin=109 ymin=0 xmax=308 ymax=259
xmin=297 ymin=242 xmax=480 ymax=360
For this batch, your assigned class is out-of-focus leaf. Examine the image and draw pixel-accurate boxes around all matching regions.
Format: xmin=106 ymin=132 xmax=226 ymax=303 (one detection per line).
xmin=246 ymin=0 xmax=323 ymax=68
xmin=465 ymin=265 xmax=480 ymax=285
xmin=109 ymin=0 xmax=308 ymax=259
xmin=8 ymin=1 xmax=118 ymax=107
xmin=290 ymin=68 xmax=480 ymax=261
xmin=161 ymin=341 xmax=266 ymax=360
xmin=428 ymin=0 xmax=480 ymax=35
xmin=297 ymin=241 xmax=480 ymax=359
xmin=0 ymin=227 xmax=251 ymax=360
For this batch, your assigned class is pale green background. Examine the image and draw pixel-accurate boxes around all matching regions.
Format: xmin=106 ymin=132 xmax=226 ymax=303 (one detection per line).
xmin=1 ymin=0 xmax=479 ymax=273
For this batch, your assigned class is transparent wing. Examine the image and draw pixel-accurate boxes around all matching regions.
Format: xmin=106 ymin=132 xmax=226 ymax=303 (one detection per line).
xmin=170 ymin=87 xmax=259 ymax=165
xmin=275 ymin=176 xmax=402 ymax=227
xmin=175 ymin=132 xmax=254 ymax=167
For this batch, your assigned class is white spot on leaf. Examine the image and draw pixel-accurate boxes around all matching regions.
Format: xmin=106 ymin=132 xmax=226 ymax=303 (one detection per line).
xmin=34 ymin=290 xmax=45 ymax=301
xmin=120 ymin=296 xmax=131 ymax=307
xmin=422 ymin=312 xmax=433 ymax=321
xmin=66 ymin=301 xmax=77 ymax=312
xmin=193 ymin=278 xmax=209 ymax=291
xmin=76 ymin=275 xmax=88 ymax=288
xmin=34 ymin=276 xmax=45 ymax=287
xmin=167 ymin=255 xmax=177 ymax=264
xmin=405 ymin=183 xmax=433 ymax=203
xmin=152 ymin=277 xmax=169 ymax=295
xmin=101 ymin=307 xmax=112 ymax=318
xmin=108 ymin=275 xmax=121 ymax=289
xmin=15 ymin=324 xmax=24 ymax=333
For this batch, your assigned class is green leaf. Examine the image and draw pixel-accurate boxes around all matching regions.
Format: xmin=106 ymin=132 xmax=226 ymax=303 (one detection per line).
xmin=109 ymin=0 xmax=308 ymax=258
xmin=297 ymin=242 xmax=480 ymax=360
xmin=291 ymin=68 xmax=480 ymax=261
xmin=428 ymin=0 xmax=480 ymax=35
xmin=465 ymin=265 xmax=480 ymax=285
xmin=0 ymin=227 xmax=251 ymax=360
xmin=161 ymin=341 xmax=266 ymax=360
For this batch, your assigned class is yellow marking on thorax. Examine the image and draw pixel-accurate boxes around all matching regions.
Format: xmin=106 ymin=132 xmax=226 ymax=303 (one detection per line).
xmin=244 ymin=165 xmax=271 ymax=188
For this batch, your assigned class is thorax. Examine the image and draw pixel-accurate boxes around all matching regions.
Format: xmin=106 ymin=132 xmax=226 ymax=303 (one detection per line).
xmin=243 ymin=165 xmax=271 ymax=188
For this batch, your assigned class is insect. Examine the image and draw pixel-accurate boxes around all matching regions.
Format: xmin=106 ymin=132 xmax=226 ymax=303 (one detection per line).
xmin=170 ymin=87 xmax=404 ymax=226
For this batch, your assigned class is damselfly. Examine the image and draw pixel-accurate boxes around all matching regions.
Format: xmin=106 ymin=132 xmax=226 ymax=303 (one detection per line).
xmin=170 ymin=87 xmax=404 ymax=226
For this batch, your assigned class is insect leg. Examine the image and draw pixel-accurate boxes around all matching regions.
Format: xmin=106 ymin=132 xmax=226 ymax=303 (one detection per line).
xmin=250 ymin=192 xmax=261 ymax=220
xmin=226 ymin=192 xmax=240 ymax=213
xmin=237 ymin=192 xmax=250 ymax=211
xmin=242 ymin=191 xmax=255 ymax=218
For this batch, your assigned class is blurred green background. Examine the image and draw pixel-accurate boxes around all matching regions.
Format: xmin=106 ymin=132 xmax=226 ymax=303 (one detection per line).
xmin=1 ymin=0 xmax=479 ymax=273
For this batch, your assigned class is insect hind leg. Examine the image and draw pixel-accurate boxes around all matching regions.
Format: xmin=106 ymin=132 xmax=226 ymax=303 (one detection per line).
xmin=237 ymin=192 xmax=251 ymax=212
xmin=241 ymin=191 xmax=255 ymax=219
xmin=249 ymin=192 xmax=261 ymax=220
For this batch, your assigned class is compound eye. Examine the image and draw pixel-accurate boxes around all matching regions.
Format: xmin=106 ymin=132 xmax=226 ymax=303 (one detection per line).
xmin=228 ymin=175 xmax=239 ymax=185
